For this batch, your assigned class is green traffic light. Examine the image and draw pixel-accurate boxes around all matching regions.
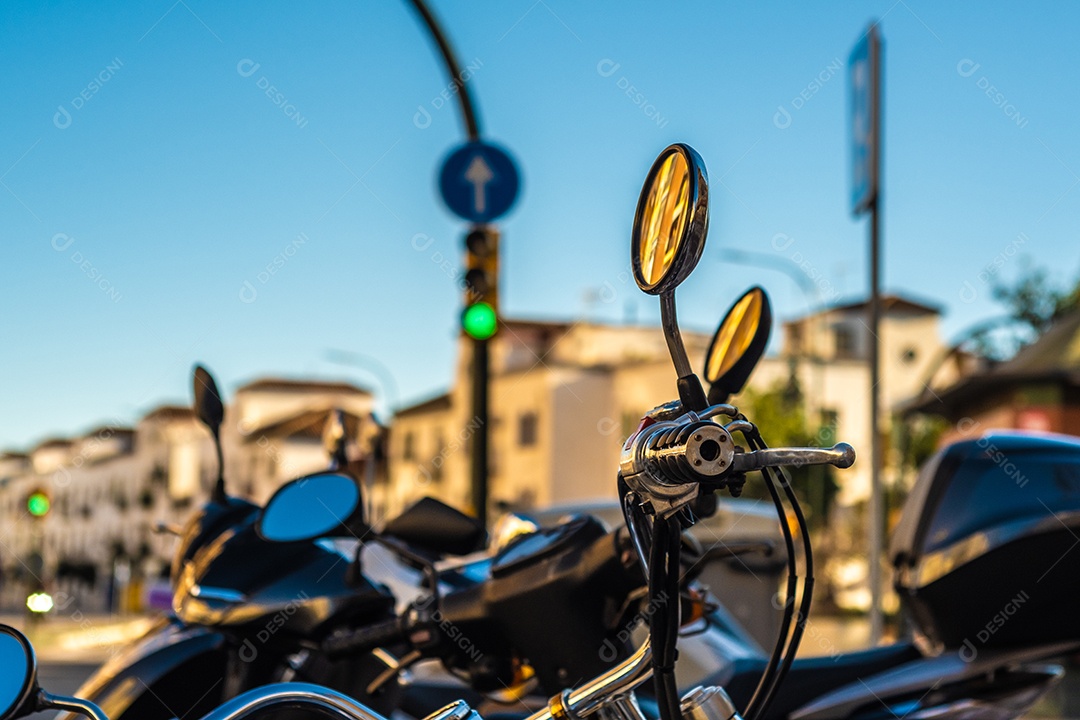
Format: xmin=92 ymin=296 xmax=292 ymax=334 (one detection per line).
xmin=462 ymin=302 xmax=498 ymax=340
xmin=27 ymin=492 xmax=50 ymax=518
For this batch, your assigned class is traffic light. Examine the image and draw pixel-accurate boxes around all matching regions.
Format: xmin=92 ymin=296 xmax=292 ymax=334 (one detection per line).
xmin=27 ymin=490 xmax=50 ymax=518
xmin=462 ymin=225 xmax=499 ymax=341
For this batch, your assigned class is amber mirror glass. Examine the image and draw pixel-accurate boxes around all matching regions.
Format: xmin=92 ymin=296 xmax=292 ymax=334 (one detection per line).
xmin=705 ymin=287 xmax=772 ymax=403
xmin=631 ymin=144 xmax=709 ymax=295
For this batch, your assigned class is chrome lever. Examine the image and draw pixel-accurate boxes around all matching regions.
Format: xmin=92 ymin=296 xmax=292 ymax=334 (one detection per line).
xmin=730 ymin=443 xmax=856 ymax=473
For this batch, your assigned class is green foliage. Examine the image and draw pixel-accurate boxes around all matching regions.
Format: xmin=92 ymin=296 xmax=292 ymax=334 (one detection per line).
xmin=894 ymin=415 xmax=948 ymax=477
xmin=993 ymin=262 xmax=1080 ymax=336
xmin=734 ymin=380 xmax=840 ymax=532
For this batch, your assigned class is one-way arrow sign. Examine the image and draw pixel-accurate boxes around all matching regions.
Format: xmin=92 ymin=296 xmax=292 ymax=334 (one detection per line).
xmin=465 ymin=155 xmax=494 ymax=215
xmin=439 ymin=141 xmax=520 ymax=223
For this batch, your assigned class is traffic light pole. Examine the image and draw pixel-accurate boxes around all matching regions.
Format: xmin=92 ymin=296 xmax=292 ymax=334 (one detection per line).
xmin=471 ymin=338 xmax=490 ymax=527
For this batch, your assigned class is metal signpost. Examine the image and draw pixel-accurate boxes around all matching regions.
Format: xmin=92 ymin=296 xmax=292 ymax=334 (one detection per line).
xmin=439 ymin=142 xmax=520 ymax=529
xmin=849 ymin=22 xmax=883 ymax=642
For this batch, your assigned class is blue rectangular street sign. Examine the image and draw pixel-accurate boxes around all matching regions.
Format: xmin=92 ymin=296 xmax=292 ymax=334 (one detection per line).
xmin=849 ymin=25 xmax=880 ymax=215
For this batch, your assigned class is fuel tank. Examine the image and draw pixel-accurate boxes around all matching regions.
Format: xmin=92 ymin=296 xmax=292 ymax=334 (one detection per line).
xmin=173 ymin=518 xmax=393 ymax=640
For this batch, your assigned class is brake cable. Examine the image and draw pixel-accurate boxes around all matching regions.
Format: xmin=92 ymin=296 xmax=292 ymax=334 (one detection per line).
xmin=741 ymin=428 xmax=799 ymax=720
xmin=746 ymin=430 xmax=816 ymax=720
xmin=649 ymin=514 xmax=684 ymax=720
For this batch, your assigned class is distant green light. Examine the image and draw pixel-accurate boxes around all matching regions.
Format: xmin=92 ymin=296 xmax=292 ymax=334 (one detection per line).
xmin=27 ymin=492 xmax=50 ymax=518
xmin=462 ymin=302 xmax=498 ymax=340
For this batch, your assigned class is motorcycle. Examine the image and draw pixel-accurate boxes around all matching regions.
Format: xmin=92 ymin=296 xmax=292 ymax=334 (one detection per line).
xmin=66 ymin=142 xmax=1078 ymax=720
xmin=66 ymin=366 xmax=489 ymax=720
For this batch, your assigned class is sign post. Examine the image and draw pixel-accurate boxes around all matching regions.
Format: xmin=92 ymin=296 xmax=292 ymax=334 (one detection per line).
xmin=439 ymin=141 xmax=520 ymax=529
xmin=849 ymin=22 xmax=883 ymax=643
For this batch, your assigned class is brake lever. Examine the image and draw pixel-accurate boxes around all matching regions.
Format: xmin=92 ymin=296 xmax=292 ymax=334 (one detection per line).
xmin=730 ymin=443 xmax=856 ymax=473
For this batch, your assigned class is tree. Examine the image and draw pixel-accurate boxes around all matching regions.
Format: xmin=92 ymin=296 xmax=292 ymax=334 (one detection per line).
xmin=993 ymin=261 xmax=1080 ymax=336
xmin=735 ymin=379 xmax=839 ymax=533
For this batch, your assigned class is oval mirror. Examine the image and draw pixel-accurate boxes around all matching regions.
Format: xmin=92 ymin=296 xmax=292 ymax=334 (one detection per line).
xmin=192 ymin=365 xmax=224 ymax=433
xmin=631 ymin=144 xmax=709 ymax=295
xmin=257 ymin=473 xmax=361 ymax=543
xmin=0 ymin=626 xmax=36 ymax=720
xmin=704 ymin=286 xmax=772 ymax=404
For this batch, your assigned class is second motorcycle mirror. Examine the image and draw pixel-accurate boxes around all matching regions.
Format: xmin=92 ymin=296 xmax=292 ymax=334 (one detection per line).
xmin=704 ymin=286 xmax=772 ymax=404
xmin=258 ymin=473 xmax=362 ymax=542
xmin=193 ymin=366 xmax=224 ymax=433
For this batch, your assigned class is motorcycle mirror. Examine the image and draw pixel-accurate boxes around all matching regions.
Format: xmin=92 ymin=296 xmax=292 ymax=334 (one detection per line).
xmin=631 ymin=143 xmax=708 ymax=296
xmin=193 ymin=366 xmax=224 ymax=433
xmin=631 ymin=144 xmax=710 ymax=411
xmin=704 ymin=286 xmax=772 ymax=404
xmin=0 ymin=626 xmax=36 ymax=720
xmin=193 ymin=365 xmax=227 ymax=503
xmin=257 ymin=472 xmax=363 ymax=543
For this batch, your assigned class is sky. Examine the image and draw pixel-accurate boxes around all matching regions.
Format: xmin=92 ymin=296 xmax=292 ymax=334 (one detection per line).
xmin=3 ymin=1 xmax=1080 ymax=449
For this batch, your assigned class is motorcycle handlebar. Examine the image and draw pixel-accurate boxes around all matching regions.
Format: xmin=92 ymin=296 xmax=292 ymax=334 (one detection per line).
xmin=321 ymin=618 xmax=406 ymax=657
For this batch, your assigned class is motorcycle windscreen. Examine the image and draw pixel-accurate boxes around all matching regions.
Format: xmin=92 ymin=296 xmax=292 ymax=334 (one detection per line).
xmin=890 ymin=432 xmax=1080 ymax=650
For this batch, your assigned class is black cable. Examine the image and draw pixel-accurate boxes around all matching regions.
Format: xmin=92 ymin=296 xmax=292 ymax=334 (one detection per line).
xmin=649 ymin=515 xmax=683 ymax=720
xmin=742 ymin=431 xmax=798 ymax=720
xmin=755 ymin=463 xmax=815 ymax=720
xmin=747 ymin=431 xmax=816 ymax=720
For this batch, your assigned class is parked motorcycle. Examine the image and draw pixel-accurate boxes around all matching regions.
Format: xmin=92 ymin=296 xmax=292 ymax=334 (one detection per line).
xmin=64 ymin=142 xmax=1080 ymax=720
xmin=65 ymin=366 xmax=488 ymax=720
xmin=0 ymin=142 xmax=859 ymax=720
xmin=609 ymin=143 xmax=1072 ymax=720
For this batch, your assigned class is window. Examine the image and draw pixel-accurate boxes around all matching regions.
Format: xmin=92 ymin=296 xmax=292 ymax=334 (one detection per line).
xmin=834 ymin=325 xmax=857 ymax=359
xmin=787 ymin=323 xmax=804 ymax=354
xmin=518 ymin=412 xmax=539 ymax=447
xmin=901 ymin=347 xmax=918 ymax=365
xmin=402 ymin=431 xmax=415 ymax=461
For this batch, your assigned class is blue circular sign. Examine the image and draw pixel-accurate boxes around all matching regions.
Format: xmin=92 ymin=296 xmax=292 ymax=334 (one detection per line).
xmin=438 ymin=141 xmax=520 ymax=223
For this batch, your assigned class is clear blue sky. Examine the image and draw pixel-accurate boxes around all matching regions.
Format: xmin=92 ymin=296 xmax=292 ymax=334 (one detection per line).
xmin=3 ymin=1 xmax=1079 ymax=449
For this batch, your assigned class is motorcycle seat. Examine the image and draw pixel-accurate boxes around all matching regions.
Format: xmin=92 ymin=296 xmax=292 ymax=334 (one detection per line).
xmin=721 ymin=641 xmax=922 ymax=719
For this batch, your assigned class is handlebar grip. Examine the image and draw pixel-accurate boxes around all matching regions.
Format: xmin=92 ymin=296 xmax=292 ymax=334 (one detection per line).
xmin=322 ymin=618 xmax=405 ymax=657
xmin=638 ymin=422 xmax=735 ymax=482
xmin=731 ymin=443 xmax=855 ymax=473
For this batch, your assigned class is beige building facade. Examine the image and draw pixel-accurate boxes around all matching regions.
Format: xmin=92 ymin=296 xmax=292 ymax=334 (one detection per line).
xmin=387 ymin=295 xmax=956 ymax=517
xmin=0 ymin=378 xmax=374 ymax=613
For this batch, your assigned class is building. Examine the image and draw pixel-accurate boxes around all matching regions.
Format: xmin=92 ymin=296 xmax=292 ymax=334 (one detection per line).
xmin=906 ymin=310 xmax=1080 ymax=444
xmin=387 ymin=319 xmax=710 ymax=519
xmin=755 ymin=294 xmax=957 ymax=505
xmin=0 ymin=377 xmax=374 ymax=613
xmin=386 ymin=294 xmax=954 ymax=518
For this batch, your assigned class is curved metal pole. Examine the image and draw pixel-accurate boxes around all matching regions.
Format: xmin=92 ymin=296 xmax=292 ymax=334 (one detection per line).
xmin=406 ymin=0 xmax=482 ymax=141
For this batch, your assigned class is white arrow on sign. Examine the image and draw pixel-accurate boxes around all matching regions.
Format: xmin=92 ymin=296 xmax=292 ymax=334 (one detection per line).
xmin=465 ymin=155 xmax=494 ymax=215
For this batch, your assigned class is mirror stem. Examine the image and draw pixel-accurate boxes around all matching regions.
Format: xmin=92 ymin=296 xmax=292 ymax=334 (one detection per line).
xmin=39 ymin=691 xmax=108 ymax=720
xmin=211 ymin=429 xmax=227 ymax=504
xmin=660 ymin=292 xmax=707 ymax=411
